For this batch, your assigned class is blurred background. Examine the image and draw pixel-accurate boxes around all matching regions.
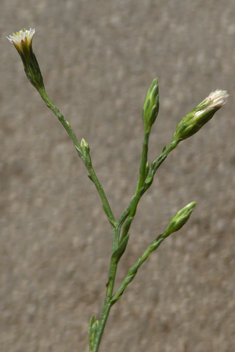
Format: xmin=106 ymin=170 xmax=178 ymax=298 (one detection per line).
xmin=1 ymin=1 xmax=235 ymax=351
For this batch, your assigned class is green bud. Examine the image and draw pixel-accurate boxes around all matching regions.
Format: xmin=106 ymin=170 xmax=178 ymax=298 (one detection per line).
xmin=80 ymin=138 xmax=92 ymax=165
xmin=142 ymin=78 xmax=159 ymax=129
xmin=80 ymin=138 xmax=90 ymax=154
xmin=163 ymin=202 xmax=196 ymax=238
xmin=172 ymin=90 xmax=228 ymax=143
xmin=7 ymin=29 xmax=44 ymax=91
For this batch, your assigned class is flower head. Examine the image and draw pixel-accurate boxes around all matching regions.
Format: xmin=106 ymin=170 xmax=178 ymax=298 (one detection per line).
xmin=163 ymin=202 xmax=196 ymax=238
xmin=172 ymin=90 xmax=228 ymax=143
xmin=7 ymin=28 xmax=35 ymax=56
xmin=7 ymin=28 xmax=44 ymax=91
xmin=142 ymin=78 xmax=159 ymax=131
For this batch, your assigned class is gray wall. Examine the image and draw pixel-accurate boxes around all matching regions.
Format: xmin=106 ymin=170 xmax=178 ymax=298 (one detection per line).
xmin=1 ymin=1 xmax=234 ymax=351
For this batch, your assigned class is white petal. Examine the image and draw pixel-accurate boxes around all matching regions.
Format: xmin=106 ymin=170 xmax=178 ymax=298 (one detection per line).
xmin=7 ymin=28 xmax=35 ymax=46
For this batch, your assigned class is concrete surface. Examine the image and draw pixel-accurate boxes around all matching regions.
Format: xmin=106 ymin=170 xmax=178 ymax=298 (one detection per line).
xmin=1 ymin=1 xmax=235 ymax=351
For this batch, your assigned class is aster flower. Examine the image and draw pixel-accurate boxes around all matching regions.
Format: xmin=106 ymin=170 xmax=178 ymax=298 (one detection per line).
xmin=172 ymin=90 xmax=228 ymax=143
xmin=7 ymin=28 xmax=44 ymax=90
xmin=7 ymin=28 xmax=35 ymax=57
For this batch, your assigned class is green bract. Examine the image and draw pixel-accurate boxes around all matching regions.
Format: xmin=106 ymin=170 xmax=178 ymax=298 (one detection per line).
xmin=163 ymin=202 xmax=197 ymax=238
xmin=142 ymin=78 xmax=159 ymax=130
xmin=172 ymin=90 xmax=228 ymax=143
xmin=7 ymin=29 xmax=44 ymax=91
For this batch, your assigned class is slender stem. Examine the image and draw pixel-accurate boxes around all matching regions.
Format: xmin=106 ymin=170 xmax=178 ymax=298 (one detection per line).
xmin=91 ymin=141 xmax=178 ymax=351
xmin=85 ymin=161 xmax=116 ymax=226
xmin=118 ymin=129 xmax=150 ymax=240
xmin=91 ymin=225 xmax=120 ymax=352
xmin=91 ymin=222 xmax=167 ymax=351
xmin=90 ymin=130 xmax=154 ymax=351
xmin=119 ymin=141 xmax=178 ymax=242
xmin=111 ymin=234 xmax=165 ymax=304
xmin=107 ymin=227 xmax=120 ymax=296
xmin=38 ymin=87 xmax=116 ymax=226
xmin=38 ymin=88 xmax=81 ymax=151
xmin=151 ymin=141 xmax=178 ymax=175
xmin=36 ymin=87 xmax=178 ymax=352
xmin=91 ymin=299 xmax=112 ymax=352
xmin=136 ymin=129 xmax=150 ymax=192
xmin=38 ymin=87 xmax=120 ymax=352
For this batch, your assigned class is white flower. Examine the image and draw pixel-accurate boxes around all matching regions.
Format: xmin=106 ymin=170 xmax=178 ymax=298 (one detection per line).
xmin=206 ymin=90 xmax=229 ymax=108
xmin=194 ymin=90 xmax=229 ymax=119
xmin=7 ymin=28 xmax=44 ymax=90
xmin=7 ymin=28 xmax=35 ymax=53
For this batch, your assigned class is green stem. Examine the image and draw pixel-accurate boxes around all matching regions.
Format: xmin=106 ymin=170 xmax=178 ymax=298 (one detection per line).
xmin=91 ymin=298 xmax=112 ymax=352
xmin=91 ymin=225 xmax=120 ymax=351
xmin=90 ymin=131 xmax=154 ymax=350
xmin=136 ymin=129 xmax=150 ymax=192
xmin=119 ymin=141 xmax=178 ymax=242
xmin=36 ymin=87 xmax=178 ymax=352
xmin=151 ymin=141 xmax=178 ymax=175
xmin=107 ymin=227 xmax=120 ymax=296
xmin=38 ymin=87 xmax=120 ymax=351
xmin=111 ymin=234 xmax=165 ymax=304
xmin=118 ymin=129 xmax=150 ymax=240
xmin=38 ymin=87 xmax=116 ymax=226
xmin=85 ymin=161 xmax=116 ymax=227
xmin=38 ymin=88 xmax=81 ymax=152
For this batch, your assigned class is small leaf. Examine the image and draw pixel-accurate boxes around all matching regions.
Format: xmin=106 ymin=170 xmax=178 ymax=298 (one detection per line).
xmin=88 ymin=315 xmax=95 ymax=343
xmin=88 ymin=316 xmax=99 ymax=349
xmin=111 ymin=235 xmax=129 ymax=263
xmin=87 ymin=174 xmax=94 ymax=183
xmin=102 ymin=205 xmax=116 ymax=227
xmin=145 ymin=175 xmax=153 ymax=186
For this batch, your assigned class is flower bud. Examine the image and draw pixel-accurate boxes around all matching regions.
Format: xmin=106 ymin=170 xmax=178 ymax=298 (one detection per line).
xmin=163 ymin=202 xmax=196 ymax=238
xmin=7 ymin=29 xmax=44 ymax=91
xmin=142 ymin=78 xmax=159 ymax=130
xmin=172 ymin=90 xmax=228 ymax=143
xmin=80 ymin=138 xmax=90 ymax=154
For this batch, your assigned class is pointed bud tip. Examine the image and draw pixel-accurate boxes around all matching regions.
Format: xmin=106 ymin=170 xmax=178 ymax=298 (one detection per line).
xmin=206 ymin=90 xmax=229 ymax=109
xmin=80 ymin=138 xmax=90 ymax=155
xmin=143 ymin=77 xmax=160 ymax=129
xmin=163 ymin=201 xmax=196 ymax=238
xmin=81 ymin=138 xmax=88 ymax=145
